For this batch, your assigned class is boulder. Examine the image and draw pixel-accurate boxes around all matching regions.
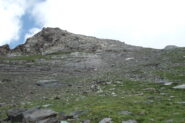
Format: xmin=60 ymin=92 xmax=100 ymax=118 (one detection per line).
xmin=7 ymin=108 xmax=27 ymax=122
xmin=23 ymin=107 xmax=57 ymax=123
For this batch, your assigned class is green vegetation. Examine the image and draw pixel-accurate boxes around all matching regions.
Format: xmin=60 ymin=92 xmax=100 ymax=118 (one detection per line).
xmin=3 ymin=78 xmax=182 ymax=123
xmin=0 ymin=48 xmax=185 ymax=122
xmin=0 ymin=54 xmax=45 ymax=61
xmin=0 ymin=51 xmax=71 ymax=62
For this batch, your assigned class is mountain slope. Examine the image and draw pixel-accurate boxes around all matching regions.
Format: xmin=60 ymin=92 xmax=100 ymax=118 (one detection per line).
xmin=0 ymin=27 xmax=185 ymax=123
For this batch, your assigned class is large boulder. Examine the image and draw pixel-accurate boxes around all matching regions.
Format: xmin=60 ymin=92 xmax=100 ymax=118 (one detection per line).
xmin=22 ymin=107 xmax=58 ymax=123
xmin=6 ymin=107 xmax=58 ymax=123
xmin=7 ymin=108 xmax=27 ymax=122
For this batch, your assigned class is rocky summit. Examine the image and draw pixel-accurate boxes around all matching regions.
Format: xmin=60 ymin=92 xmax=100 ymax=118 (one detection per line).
xmin=0 ymin=27 xmax=185 ymax=123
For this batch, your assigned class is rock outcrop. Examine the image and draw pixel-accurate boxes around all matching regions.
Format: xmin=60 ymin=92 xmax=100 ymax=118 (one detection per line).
xmin=0 ymin=27 xmax=143 ymax=56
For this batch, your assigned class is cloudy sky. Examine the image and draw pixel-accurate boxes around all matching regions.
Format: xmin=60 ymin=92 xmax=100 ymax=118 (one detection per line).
xmin=1 ymin=0 xmax=185 ymax=49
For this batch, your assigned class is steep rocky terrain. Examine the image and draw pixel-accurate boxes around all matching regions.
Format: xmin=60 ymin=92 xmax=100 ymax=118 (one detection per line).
xmin=0 ymin=27 xmax=185 ymax=123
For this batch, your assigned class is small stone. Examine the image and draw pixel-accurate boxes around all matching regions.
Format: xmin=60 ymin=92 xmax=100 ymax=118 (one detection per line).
xmin=111 ymin=92 xmax=117 ymax=96
xmin=122 ymin=120 xmax=137 ymax=123
xmin=144 ymin=100 xmax=154 ymax=104
xmin=143 ymin=88 xmax=156 ymax=91
xmin=105 ymin=82 xmax=112 ymax=85
xmin=125 ymin=57 xmax=134 ymax=61
xmin=119 ymin=110 xmax=132 ymax=115
xmin=42 ymin=104 xmax=52 ymax=108
xmin=176 ymin=102 xmax=185 ymax=104
xmin=164 ymin=82 xmax=173 ymax=86
xmin=0 ymin=103 xmax=5 ymax=107
xmin=54 ymin=96 xmax=60 ymax=100
xmin=60 ymin=121 xmax=69 ymax=123
xmin=70 ymin=110 xmax=89 ymax=118
xmin=165 ymin=119 xmax=173 ymax=123
xmin=82 ymin=119 xmax=91 ymax=123
xmin=99 ymin=118 xmax=112 ymax=123
xmin=36 ymin=80 xmax=61 ymax=88
xmin=173 ymin=84 xmax=185 ymax=89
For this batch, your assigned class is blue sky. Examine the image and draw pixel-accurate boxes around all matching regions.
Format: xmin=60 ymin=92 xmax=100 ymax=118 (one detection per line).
xmin=9 ymin=12 xmax=39 ymax=48
xmin=1 ymin=0 xmax=185 ymax=49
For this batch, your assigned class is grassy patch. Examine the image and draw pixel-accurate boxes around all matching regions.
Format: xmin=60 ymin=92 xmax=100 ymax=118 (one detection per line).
xmin=11 ymin=79 xmax=185 ymax=123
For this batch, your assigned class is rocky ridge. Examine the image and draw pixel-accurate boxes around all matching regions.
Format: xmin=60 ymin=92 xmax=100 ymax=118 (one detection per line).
xmin=0 ymin=27 xmax=141 ymax=56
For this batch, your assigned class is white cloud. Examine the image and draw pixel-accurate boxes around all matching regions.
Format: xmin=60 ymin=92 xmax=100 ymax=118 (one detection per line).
xmin=0 ymin=0 xmax=26 ymax=46
xmin=0 ymin=0 xmax=42 ymax=46
xmin=31 ymin=0 xmax=185 ymax=49
xmin=24 ymin=28 xmax=41 ymax=41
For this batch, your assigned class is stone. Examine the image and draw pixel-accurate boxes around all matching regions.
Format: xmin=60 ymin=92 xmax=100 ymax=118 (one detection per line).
xmin=70 ymin=110 xmax=89 ymax=118
xmin=36 ymin=80 xmax=61 ymax=88
xmin=37 ymin=117 xmax=59 ymax=123
xmin=42 ymin=104 xmax=52 ymax=108
xmin=60 ymin=121 xmax=69 ymax=123
xmin=165 ymin=119 xmax=173 ymax=123
xmin=176 ymin=102 xmax=185 ymax=104
xmin=125 ymin=57 xmax=134 ymax=61
xmin=173 ymin=84 xmax=185 ymax=89
xmin=0 ymin=103 xmax=5 ymax=107
xmin=7 ymin=108 xmax=27 ymax=122
xmin=122 ymin=120 xmax=137 ymax=123
xmin=164 ymin=82 xmax=173 ymax=86
xmin=164 ymin=45 xmax=178 ymax=50
xmin=158 ymin=80 xmax=173 ymax=85
xmin=99 ymin=118 xmax=112 ymax=123
xmin=119 ymin=110 xmax=132 ymax=115
xmin=144 ymin=100 xmax=154 ymax=104
xmin=23 ymin=108 xmax=57 ymax=123
xmin=58 ymin=112 xmax=74 ymax=120
xmin=82 ymin=119 xmax=91 ymax=123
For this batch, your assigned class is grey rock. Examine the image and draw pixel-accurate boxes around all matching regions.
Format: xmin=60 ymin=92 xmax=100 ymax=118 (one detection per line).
xmin=7 ymin=108 xmax=27 ymax=122
xmin=36 ymin=80 xmax=61 ymax=88
xmin=164 ymin=45 xmax=178 ymax=50
xmin=70 ymin=110 xmax=89 ymax=118
xmin=99 ymin=118 xmax=112 ymax=123
xmin=176 ymin=102 xmax=185 ymax=104
xmin=158 ymin=80 xmax=173 ymax=85
xmin=58 ymin=112 xmax=74 ymax=120
xmin=165 ymin=119 xmax=173 ymax=123
xmin=144 ymin=100 xmax=154 ymax=104
xmin=23 ymin=108 xmax=57 ymax=123
xmin=164 ymin=82 xmax=173 ymax=86
xmin=82 ymin=119 xmax=91 ymax=123
xmin=119 ymin=110 xmax=132 ymax=115
xmin=0 ymin=103 xmax=5 ymax=107
xmin=36 ymin=117 xmax=59 ymax=123
xmin=173 ymin=84 xmax=185 ymax=89
xmin=60 ymin=121 xmax=69 ymax=123
xmin=122 ymin=120 xmax=137 ymax=123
